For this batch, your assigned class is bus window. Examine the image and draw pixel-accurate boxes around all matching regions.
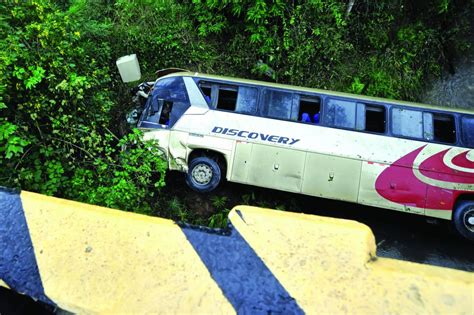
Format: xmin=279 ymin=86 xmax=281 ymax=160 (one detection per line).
xmin=296 ymin=95 xmax=321 ymax=123
xmin=392 ymin=108 xmax=423 ymax=139
xmin=154 ymin=77 xmax=189 ymax=102
xmin=216 ymin=85 xmax=238 ymax=111
xmin=326 ymin=98 xmax=357 ymax=129
xmin=199 ymin=81 xmax=258 ymax=114
xmin=433 ymin=113 xmax=456 ymax=143
xmin=235 ymin=86 xmax=258 ymax=114
xmin=198 ymin=81 xmax=212 ymax=105
xmin=364 ymin=104 xmax=386 ymax=133
xmin=261 ymin=89 xmax=293 ymax=120
xmin=461 ymin=116 xmax=474 ymax=147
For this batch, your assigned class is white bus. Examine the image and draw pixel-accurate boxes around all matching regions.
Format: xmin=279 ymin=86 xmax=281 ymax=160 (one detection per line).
xmin=132 ymin=71 xmax=474 ymax=240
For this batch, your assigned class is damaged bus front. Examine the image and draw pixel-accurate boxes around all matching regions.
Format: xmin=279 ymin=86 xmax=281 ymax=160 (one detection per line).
xmin=125 ymin=68 xmax=215 ymax=174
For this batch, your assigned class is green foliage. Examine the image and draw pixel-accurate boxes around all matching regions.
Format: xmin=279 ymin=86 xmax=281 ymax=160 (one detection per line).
xmin=166 ymin=196 xmax=188 ymax=221
xmin=208 ymin=210 xmax=229 ymax=229
xmin=349 ymin=78 xmax=365 ymax=95
xmin=188 ymin=0 xmax=471 ymax=99
xmin=190 ymin=0 xmax=353 ymax=85
xmin=241 ymin=192 xmax=256 ymax=205
xmin=0 ymin=122 xmax=30 ymax=160
xmin=207 ymin=195 xmax=229 ymax=228
xmin=70 ymin=0 xmax=212 ymax=75
xmin=210 ymin=195 xmax=228 ymax=210
xmin=0 ymin=1 xmax=167 ymax=213
xmin=66 ymin=129 xmax=167 ymax=213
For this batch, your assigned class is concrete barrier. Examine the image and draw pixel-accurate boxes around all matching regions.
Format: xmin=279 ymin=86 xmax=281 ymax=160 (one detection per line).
xmin=0 ymin=188 xmax=472 ymax=313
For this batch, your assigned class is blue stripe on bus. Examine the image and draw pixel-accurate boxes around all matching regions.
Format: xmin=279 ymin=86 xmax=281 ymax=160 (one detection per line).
xmin=181 ymin=225 xmax=304 ymax=314
xmin=0 ymin=188 xmax=55 ymax=306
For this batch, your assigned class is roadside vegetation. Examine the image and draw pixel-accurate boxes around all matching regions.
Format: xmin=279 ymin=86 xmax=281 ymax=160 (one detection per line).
xmin=0 ymin=0 xmax=472 ymax=227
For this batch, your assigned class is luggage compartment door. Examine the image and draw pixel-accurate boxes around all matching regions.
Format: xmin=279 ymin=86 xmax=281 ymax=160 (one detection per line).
xmin=302 ymin=153 xmax=361 ymax=202
xmin=246 ymin=144 xmax=306 ymax=193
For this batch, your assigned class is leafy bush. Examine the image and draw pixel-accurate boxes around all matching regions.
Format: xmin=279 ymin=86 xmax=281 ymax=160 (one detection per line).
xmin=189 ymin=0 xmax=471 ymax=100
xmin=0 ymin=1 xmax=166 ymax=213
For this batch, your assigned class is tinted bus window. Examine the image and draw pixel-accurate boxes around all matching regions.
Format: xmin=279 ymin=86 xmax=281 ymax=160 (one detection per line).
xmin=364 ymin=104 xmax=386 ymax=133
xmin=433 ymin=113 xmax=456 ymax=143
xmin=217 ymin=85 xmax=238 ymax=111
xmin=198 ymin=81 xmax=258 ymax=114
xmin=198 ymin=81 xmax=212 ymax=105
xmin=461 ymin=116 xmax=474 ymax=147
xmin=296 ymin=94 xmax=321 ymax=123
xmin=261 ymin=89 xmax=293 ymax=120
xmin=236 ymin=86 xmax=258 ymax=114
xmin=326 ymin=99 xmax=357 ymax=129
xmin=392 ymin=108 xmax=423 ymax=138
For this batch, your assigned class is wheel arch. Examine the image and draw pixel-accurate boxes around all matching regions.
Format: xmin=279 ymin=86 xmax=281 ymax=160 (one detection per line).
xmin=452 ymin=194 xmax=474 ymax=241
xmin=454 ymin=193 xmax=474 ymax=214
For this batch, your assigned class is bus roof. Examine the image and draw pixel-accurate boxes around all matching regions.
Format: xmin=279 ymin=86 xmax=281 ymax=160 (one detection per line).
xmin=163 ymin=71 xmax=474 ymax=115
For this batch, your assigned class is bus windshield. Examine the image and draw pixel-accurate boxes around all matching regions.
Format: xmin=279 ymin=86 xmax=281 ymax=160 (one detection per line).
xmin=138 ymin=76 xmax=190 ymax=129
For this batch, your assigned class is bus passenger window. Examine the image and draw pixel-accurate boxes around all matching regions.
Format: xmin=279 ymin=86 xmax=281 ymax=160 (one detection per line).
xmin=461 ymin=116 xmax=474 ymax=147
xmin=297 ymin=95 xmax=321 ymax=124
xmin=261 ymin=89 xmax=293 ymax=120
xmin=392 ymin=108 xmax=423 ymax=138
xmin=433 ymin=113 xmax=456 ymax=143
xmin=199 ymin=81 xmax=258 ymax=113
xmin=198 ymin=82 xmax=212 ymax=105
xmin=325 ymin=98 xmax=357 ymax=129
xmin=364 ymin=105 xmax=386 ymax=133
xmin=216 ymin=86 xmax=238 ymax=111
xmin=236 ymin=86 xmax=258 ymax=114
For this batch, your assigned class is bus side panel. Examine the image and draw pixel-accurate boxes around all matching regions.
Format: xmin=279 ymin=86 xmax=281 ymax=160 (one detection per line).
xmin=302 ymin=154 xmax=361 ymax=202
xmin=246 ymin=144 xmax=305 ymax=193
xmin=358 ymin=162 xmax=425 ymax=215
xmin=168 ymin=131 xmax=189 ymax=171
xmin=230 ymin=142 xmax=253 ymax=182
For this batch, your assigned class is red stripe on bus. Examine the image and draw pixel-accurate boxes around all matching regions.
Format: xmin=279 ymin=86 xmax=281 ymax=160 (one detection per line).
xmin=375 ymin=146 xmax=474 ymax=211
xmin=375 ymin=146 xmax=427 ymax=209
xmin=419 ymin=149 xmax=474 ymax=184
xmin=452 ymin=150 xmax=474 ymax=168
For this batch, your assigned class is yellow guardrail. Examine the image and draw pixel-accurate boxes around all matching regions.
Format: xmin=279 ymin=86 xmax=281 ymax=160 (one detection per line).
xmin=0 ymin=188 xmax=472 ymax=314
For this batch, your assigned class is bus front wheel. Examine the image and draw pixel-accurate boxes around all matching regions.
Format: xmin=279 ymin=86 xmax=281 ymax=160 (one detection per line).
xmin=186 ymin=156 xmax=221 ymax=193
xmin=453 ymin=201 xmax=474 ymax=241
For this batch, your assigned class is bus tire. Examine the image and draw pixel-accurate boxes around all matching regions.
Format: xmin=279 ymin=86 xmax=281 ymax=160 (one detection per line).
xmin=186 ymin=156 xmax=221 ymax=193
xmin=453 ymin=201 xmax=474 ymax=241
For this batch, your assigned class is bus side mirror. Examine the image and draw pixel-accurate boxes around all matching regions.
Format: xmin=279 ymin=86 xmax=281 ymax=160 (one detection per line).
xmin=116 ymin=54 xmax=141 ymax=83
